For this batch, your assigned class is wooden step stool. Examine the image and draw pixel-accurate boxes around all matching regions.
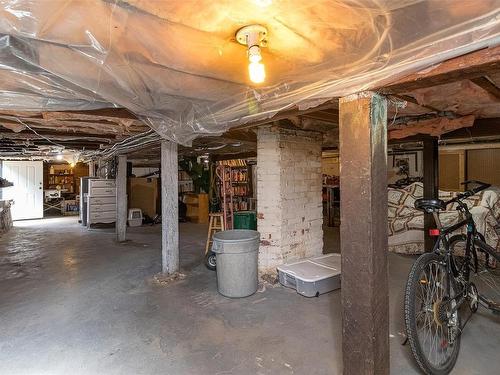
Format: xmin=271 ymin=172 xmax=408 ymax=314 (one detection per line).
xmin=205 ymin=213 xmax=225 ymax=255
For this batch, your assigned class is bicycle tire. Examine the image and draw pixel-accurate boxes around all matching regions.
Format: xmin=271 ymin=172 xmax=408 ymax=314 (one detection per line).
xmin=449 ymin=235 xmax=500 ymax=311
xmin=404 ymin=252 xmax=461 ymax=375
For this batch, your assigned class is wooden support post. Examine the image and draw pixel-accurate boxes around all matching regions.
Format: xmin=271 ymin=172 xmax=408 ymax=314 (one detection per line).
xmin=423 ymin=137 xmax=439 ymax=251
xmin=339 ymin=92 xmax=389 ymax=375
xmin=88 ymin=161 xmax=96 ymax=177
xmin=116 ymin=154 xmax=127 ymax=242
xmin=161 ymin=140 xmax=179 ymax=275
xmin=97 ymin=158 xmax=103 ymax=178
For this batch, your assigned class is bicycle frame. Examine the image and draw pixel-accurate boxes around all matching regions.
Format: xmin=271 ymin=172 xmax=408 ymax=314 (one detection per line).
xmin=430 ymin=208 xmax=500 ymax=317
xmin=404 ymin=180 xmax=498 ymax=373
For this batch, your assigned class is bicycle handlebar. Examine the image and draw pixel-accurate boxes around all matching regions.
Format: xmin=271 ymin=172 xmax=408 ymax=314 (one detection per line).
xmin=444 ymin=180 xmax=491 ymax=207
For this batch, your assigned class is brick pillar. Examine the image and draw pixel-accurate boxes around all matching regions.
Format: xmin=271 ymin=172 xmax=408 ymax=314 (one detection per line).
xmin=257 ymin=126 xmax=323 ymax=276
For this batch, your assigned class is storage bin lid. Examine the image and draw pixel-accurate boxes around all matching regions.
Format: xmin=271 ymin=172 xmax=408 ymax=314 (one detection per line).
xmin=277 ymin=254 xmax=341 ymax=283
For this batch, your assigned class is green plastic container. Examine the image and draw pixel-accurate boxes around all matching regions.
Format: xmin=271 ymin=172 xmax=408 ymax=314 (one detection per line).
xmin=233 ymin=211 xmax=257 ymax=230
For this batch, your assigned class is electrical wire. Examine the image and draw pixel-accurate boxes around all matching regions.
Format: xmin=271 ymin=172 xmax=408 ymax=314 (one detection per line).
xmin=1 ymin=116 xmax=66 ymax=149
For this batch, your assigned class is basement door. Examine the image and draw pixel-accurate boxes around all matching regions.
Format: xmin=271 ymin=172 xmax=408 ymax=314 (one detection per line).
xmin=2 ymin=161 xmax=43 ymax=220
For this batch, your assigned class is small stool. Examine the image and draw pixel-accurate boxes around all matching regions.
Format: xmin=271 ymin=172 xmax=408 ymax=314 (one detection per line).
xmin=205 ymin=213 xmax=225 ymax=255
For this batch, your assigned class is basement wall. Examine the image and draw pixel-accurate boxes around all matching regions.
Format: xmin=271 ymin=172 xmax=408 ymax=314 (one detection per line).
xmin=257 ymin=126 xmax=323 ymax=276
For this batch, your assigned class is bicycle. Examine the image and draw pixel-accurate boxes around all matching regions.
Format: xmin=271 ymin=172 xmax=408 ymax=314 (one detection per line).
xmin=404 ymin=180 xmax=500 ymax=375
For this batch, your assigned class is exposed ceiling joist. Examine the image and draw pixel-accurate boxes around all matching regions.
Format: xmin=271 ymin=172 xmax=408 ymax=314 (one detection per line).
xmin=470 ymin=76 xmax=500 ymax=100
xmin=440 ymin=118 xmax=500 ymax=139
xmin=235 ymin=100 xmax=338 ymax=130
xmin=0 ymin=116 xmax=148 ymax=136
xmin=41 ymin=108 xmax=138 ymax=120
xmin=389 ymin=94 xmax=443 ymax=113
xmin=382 ymin=45 xmax=500 ymax=93
xmin=388 ymin=115 xmax=475 ymax=140
xmin=0 ymin=132 xmax=113 ymax=143
xmin=300 ymin=110 xmax=339 ymax=123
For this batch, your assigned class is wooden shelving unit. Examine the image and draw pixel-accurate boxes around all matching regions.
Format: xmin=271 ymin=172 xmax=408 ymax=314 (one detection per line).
xmin=184 ymin=193 xmax=209 ymax=224
xmin=217 ymin=160 xmax=253 ymax=212
xmin=47 ymin=168 xmax=76 ymax=193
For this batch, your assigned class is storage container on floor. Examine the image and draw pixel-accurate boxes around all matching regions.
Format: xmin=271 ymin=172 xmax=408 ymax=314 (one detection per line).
xmin=127 ymin=208 xmax=143 ymax=227
xmin=212 ymin=229 xmax=260 ymax=298
xmin=233 ymin=211 xmax=257 ymax=230
xmin=277 ymin=253 xmax=341 ymax=297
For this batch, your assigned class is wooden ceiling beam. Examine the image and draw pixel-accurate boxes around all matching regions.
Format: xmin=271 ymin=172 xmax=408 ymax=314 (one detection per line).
xmin=388 ymin=115 xmax=475 ymax=140
xmin=441 ymin=117 xmax=500 ymax=139
xmin=388 ymin=117 xmax=500 ymax=144
xmin=382 ymin=45 xmax=500 ymax=94
xmin=7 ymin=137 xmax=104 ymax=146
xmin=0 ymin=117 xmax=147 ymax=136
xmin=389 ymin=94 xmax=443 ymax=113
xmin=41 ymin=108 xmax=140 ymax=122
xmin=0 ymin=132 xmax=113 ymax=143
xmin=470 ymin=76 xmax=500 ymax=100
xmin=300 ymin=110 xmax=339 ymax=123
xmin=0 ymin=126 xmax=118 ymax=139
xmin=234 ymin=100 xmax=338 ymax=130
xmin=30 ymin=142 xmax=102 ymax=150
xmin=215 ymin=129 xmax=257 ymax=143
xmin=212 ymin=151 xmax=257 ymax=161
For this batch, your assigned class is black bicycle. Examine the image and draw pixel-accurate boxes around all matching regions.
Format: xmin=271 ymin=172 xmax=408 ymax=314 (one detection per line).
xmin=404 ymin=180 xmax=500 ymax=375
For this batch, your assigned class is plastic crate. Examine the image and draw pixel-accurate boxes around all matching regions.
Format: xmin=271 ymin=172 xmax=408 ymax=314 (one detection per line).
xmin=277 ymin=253 xmax=341 ymax=297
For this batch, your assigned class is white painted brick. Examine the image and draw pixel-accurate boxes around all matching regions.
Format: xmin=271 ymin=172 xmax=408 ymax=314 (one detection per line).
xmin=257 ymin=126 xmax=324 ymax=276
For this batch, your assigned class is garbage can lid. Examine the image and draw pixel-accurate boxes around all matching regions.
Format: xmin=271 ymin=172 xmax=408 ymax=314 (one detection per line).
xmin=212 ymin=230 xmax=260 ymax=254
xmin=213 ymin=229 xmax=259 ymax=242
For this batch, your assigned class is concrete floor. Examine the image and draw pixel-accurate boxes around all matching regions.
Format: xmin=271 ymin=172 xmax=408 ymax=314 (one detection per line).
xmin=1 ymin=218 xmax=500 ymax=374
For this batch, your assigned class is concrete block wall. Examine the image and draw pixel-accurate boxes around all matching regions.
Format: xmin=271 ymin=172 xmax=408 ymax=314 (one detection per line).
xmin=257 ymin=126 xmax=323 ymax=276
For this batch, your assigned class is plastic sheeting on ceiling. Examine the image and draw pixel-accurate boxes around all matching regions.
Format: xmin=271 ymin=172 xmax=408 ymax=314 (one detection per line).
xmin=0 ymin=0 xmax=499 ymax=144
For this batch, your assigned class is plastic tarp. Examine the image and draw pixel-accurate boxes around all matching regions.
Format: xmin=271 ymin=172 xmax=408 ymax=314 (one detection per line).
xmin=0 ymin=0 xmax=499 ymax=144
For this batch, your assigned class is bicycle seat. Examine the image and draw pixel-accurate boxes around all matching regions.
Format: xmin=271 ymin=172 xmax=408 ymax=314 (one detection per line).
xmin=414 ymin=198 xmax=446 ymax=213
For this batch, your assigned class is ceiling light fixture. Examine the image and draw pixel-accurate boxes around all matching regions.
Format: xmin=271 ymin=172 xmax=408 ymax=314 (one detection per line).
xmin=254 ymin=0 xmax=272 ymax=7
xmin=236 ymin=24 xmax=268 ymax=84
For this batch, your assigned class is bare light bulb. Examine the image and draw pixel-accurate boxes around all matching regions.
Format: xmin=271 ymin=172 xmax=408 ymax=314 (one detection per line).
xmin=255 ymin=0 xmax=272 ymax=7
xmin=248 ymin=45 xmax=262 ymax=63
xmin=249 ymin=61 xmax=265 ymax=84
xmin=56 ymin=154 xmax=63 ymax=161
xmin=236 ymin=25 xmax=268 ymax=84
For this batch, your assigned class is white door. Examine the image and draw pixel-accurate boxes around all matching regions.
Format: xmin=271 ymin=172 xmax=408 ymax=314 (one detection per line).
xmin=2 ymin=161 xmax=43 ymax=220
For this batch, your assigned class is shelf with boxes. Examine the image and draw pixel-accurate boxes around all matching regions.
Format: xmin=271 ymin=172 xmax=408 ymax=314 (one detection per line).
xmin=47 ymin=164 xmax=76 ymax=193
xmin=216 ymin=159 xmax=253 ymax=213
xmin=178 ymin=169 xmax=194 ymax=193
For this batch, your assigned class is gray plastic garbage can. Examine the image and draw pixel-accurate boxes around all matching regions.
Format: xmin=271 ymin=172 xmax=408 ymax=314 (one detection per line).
xmin=212 ymin=229 xmax=260 ymax=298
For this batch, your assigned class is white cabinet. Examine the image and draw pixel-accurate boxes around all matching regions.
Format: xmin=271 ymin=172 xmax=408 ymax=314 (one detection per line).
xmin=87 ymin=179 xmax=116 ymax=227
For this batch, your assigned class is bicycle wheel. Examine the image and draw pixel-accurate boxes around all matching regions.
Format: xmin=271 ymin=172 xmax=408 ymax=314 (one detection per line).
xmin=449 ymin=235 xmax=500 ymax=310
xmin=404 ymin=253 xmax=461 ymax=375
